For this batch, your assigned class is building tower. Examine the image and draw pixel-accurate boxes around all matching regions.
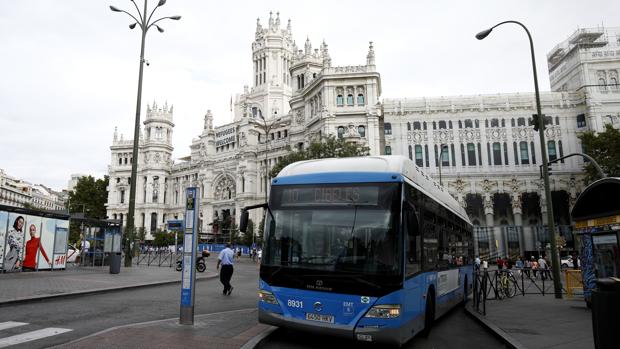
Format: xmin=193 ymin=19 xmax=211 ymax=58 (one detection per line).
xmin=234 ymin=11 xmax=295 ymax=121
xmin=138 ymin=101 xmax=174 ymax=238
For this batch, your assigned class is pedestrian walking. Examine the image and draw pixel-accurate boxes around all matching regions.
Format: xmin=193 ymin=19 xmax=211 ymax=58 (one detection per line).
xmin=217 ymin=243 xmax=235 ymax=295
xmin=524 ymin=258 xmax=531 ymax=277
xmin=531 ymin=257 xmax=539 ymax=278
xmin=475 ymin=256 xmax=481 ymax=271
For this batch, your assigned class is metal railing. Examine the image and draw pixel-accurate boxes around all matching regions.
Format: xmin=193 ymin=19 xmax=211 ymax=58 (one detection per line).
xmin=134 ymin=251 xmax=178 ymax=268
xmin=472 ymin=267 xmax=567 ymax=315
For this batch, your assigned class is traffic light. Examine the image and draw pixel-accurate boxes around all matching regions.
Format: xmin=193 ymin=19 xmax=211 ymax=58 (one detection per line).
xmin=530 ymin=114 xmax=552 ymax=132
xmin=531 ymin=114 xmax=541 ymax=131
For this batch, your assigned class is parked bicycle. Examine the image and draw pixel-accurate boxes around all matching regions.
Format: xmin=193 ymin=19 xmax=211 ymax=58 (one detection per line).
xmin=497 ymin=269 xmax=518 ymax=299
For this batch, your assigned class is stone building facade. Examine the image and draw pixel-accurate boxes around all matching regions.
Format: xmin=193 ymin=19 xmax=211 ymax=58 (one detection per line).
xmin=107 ymin=16 xmax=620 ymax=258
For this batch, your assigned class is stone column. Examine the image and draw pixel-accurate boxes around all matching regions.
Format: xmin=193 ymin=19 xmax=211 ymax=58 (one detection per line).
xmin=484 ymin=195 xmax=497 ymax=258
xmin=512 ymin=194 xmax=525 ymax=257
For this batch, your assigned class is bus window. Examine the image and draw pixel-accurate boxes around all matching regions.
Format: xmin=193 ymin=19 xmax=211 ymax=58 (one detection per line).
xmin=405 ymin=204 xmax=421 ymax=277
xmin=422 ymin=209 xmax=438 ymax=271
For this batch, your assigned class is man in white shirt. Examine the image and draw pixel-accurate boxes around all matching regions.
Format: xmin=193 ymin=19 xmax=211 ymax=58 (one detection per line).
xmin=217 ymin=243 xmax=235 ymax=295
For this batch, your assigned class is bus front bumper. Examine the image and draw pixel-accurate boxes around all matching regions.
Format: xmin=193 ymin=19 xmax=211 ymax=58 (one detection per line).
xmin=258 ymin=309 xmax=403 ymax=346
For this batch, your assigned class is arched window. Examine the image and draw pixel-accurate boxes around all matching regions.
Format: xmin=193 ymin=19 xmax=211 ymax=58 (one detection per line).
xmin=511 ymin=118 xmax=515 ymax=127
xmin=438 ymin=121 xmax=447 ymax=129
xmin=423 ymin=122 xmax=427 ymax=130
xmin=548 ymin=141 xmax=557 ymax=161
xmin=559 ymin=140 xmax=564 ymax=163
xmin=517 ymin=117 xmax=526 ymax=126
xmin=520 ymin=141 xmax=529 ymax=164
xmin=458 ymin=120 xmax=463 ymax=128
xmin=336 ymin=95 xmax=344 ymax=106
xmin=599 ymin=78 xmax=607 ymax=91
xmin=611 ymin=77 xmax=619 ymax=91
xmin=415 ymin=145 xmax=423 ymax=166
xmin=408 ymin=145 xmax=413 ymax=160
xmin=337 ymin=126 xmax=345 ymax=139
xmin=384 ymin=123 xmax=392 ymax=135
xmin=385 ymin=145 xmax=392 ymax=155
xmin=467 ymin=143 xmax=476 ymax=166
xmin=433 ymin=121 xmax=437 ymax=130
xmin=407 ymin=122 xmax=411 ymax=131
xmin=448 ymin=121 xmax=453 ymax=129
xmin=501 ymin=119 xmax=505 ymax=127
xmin=555 ymin=116 xmax=560 ymax=125
xmin=464 ymin=119 xmax=473 ymax=128
xmin=490 ymin=118 xmax=499 ymax=127
xmin=485 ymin=119 xmax=489 ymax=128
xmin=475 ymin=119 xmax=480 ymax=128
xmin=493 ymin=142 xmax=502 ymax=165
xmin=357 ymin=94 xmax=365 ymax=106
xmin=347 ymin=94 xmax=354 ymax=106
xmin=358 ymin=125 xmax=366 ymax=137
xmin=413 ymin=122 xmax=421 ymax=130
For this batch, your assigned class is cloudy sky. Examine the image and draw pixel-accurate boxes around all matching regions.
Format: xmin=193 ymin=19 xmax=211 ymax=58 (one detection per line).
xmin=1 ymin=0 xmax=618 ymax=191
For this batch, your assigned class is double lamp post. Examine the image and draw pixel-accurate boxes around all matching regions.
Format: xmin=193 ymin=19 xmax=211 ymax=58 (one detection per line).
xmin=110 ymin=0 xmax=180 ymax=267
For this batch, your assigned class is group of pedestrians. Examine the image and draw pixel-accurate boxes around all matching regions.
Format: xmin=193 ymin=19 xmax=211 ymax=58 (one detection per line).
xmin=474 ymin=255 xmax=556 ymax=280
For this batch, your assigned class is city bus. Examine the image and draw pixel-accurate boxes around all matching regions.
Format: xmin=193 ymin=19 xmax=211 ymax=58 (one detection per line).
xmin=240 ymin=156 xmax=473 ymax=346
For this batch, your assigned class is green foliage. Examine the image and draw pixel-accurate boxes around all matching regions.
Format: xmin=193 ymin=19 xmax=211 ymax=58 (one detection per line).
xmin=269 ymin=135 xmax=370 ymax=177
xmin=578 ymin=124 xmax=620 ymax=183
xmin=257 ymin=215 xmax=265 ymax=246
xmin=241 ymin=218 xmax=254 ymax=246
xmin=152 ymin=229 xmax=174 ymax=247
xmin=67 ymin=175 xmax=109 ymax=219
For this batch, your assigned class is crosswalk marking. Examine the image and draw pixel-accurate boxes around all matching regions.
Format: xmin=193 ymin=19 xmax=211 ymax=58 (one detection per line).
xmin=0 ymin=323 xmax=27 ymax=331
xmin=0 ymin=327 xmax=72 ymax=348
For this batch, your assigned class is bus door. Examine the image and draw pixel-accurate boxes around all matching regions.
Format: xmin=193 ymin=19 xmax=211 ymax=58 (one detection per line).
xmin=403 ymin=203 xmax=424 ymax=320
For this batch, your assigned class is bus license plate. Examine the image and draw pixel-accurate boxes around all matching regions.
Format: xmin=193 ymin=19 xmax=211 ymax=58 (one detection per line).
xmin=305 ymin=312 xmax=334 ymax=323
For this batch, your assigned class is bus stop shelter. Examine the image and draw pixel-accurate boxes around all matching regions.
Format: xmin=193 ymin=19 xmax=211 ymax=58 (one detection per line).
xmin=571 ymin=177 xmax=620 ymax=303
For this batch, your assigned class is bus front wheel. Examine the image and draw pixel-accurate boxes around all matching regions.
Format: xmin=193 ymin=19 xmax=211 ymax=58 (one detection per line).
xmin=421 ymin=290 xmax=435 ymax=337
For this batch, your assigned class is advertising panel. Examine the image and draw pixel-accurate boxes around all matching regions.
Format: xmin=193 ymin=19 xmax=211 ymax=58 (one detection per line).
xmin=0 ymin=210 xmax=8 ymax=269
xmin=22 ymin=215 xmax=46 ymax=271
xmin=4 ymin=213 xmax=26 ymax=272
xmin=37 ymin=217 xmax=57 ymax=270
xmin=53 ymin=219 xmax=69 ymax=269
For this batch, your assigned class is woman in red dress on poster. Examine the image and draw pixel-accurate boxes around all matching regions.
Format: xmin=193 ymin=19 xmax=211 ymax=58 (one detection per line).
xmin=22 ymin=224 xmax=50 ymax=271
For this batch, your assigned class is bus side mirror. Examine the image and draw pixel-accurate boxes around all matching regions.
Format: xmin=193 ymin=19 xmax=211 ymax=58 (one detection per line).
xmin=239 ymin=210 xmax=249 ymax=233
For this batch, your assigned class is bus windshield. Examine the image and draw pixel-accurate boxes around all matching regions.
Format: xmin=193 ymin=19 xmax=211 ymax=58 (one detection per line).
xmin=263 ymin=183 xmax=402 ymax=279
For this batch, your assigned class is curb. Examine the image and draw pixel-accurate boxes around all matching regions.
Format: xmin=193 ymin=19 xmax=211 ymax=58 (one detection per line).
xmin=464 ymin=306 xmax=528 ymax=349
xmin=240 ymin=326 xmax=278 ymax=349
xmin=0 ymin=272 xmax=217 ymax=307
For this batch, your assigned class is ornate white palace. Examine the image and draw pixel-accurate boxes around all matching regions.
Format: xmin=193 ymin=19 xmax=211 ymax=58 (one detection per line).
xmin=107 ymin=14 xmax=620 ymax=259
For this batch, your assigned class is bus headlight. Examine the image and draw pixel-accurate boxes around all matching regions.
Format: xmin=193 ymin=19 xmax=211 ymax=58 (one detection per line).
xmin=258 ymin=290 xmax=279 ymax=305
xmin=364 ymin=304 xmax=401 ymax=318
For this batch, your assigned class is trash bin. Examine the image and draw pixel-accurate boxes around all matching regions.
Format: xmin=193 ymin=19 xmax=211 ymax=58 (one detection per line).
xmin=591 ymin=277 xmax=620 ymax=349
xmin=109 ymin=252 xmax=122 ymax=274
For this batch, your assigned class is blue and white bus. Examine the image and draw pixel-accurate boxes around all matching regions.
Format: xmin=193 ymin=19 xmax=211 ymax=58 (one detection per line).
xmin=240 ymin=156 xmax=473 ymax=346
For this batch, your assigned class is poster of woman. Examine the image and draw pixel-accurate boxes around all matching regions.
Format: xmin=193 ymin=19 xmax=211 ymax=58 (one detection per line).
xmin=23 ymin=221 xmax=50 ymax=271
xmin=4 ymin=214 xmax=25 ymax=272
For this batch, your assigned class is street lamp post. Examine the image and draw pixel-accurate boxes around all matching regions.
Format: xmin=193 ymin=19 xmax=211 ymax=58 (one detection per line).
xmin=255 ymin=114 xmax=284 ymax=204
xmin=110 ymin=0 xmax=181 ymax=267
xmin=476 ymin=20 xmax=563 ymax=298
xmin=437 ymin=144 xmax=449 ymax=186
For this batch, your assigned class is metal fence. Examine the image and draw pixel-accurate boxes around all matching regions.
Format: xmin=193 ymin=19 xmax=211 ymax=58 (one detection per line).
xmin=472 ymin=268 xmax=568 ymax=315
xmin=134 ymin=251 xmax=178 ymax=268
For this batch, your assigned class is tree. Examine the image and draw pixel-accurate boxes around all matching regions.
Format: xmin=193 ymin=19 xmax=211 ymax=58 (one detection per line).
xmin=66 ymin=175 xmax=109 ymax=219
xmin=578 ymin=124 xmax=620 ymax=182
xmin=269 ymin=135 xmax=370 ymax=177
xmin=241 ymin=218 xmax=255 ymax=247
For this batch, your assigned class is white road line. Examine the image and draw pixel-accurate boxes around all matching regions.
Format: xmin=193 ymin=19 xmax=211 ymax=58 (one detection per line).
xmin=0 ymin=328 xmax=72 ymax=348
xmin=0 ymin=322 xmax=27 ymax=331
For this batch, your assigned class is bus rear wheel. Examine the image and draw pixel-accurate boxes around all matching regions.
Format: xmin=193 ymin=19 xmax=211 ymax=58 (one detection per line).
xmin=421 ymin=290 xmax=435 ymax=337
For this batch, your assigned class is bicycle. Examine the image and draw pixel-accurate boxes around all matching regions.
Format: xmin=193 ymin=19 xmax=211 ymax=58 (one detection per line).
xmin=497 ymin=269 xmax=518 ymax=299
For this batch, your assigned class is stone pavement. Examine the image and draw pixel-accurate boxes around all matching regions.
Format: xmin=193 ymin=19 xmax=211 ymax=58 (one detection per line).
xmin=466 ymin=293 xmax=593 ymax=349
xmin=0 ymin=264 xmax=216 ymax=305
xmin=51 ymin=308 xmax=274 ymax=349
